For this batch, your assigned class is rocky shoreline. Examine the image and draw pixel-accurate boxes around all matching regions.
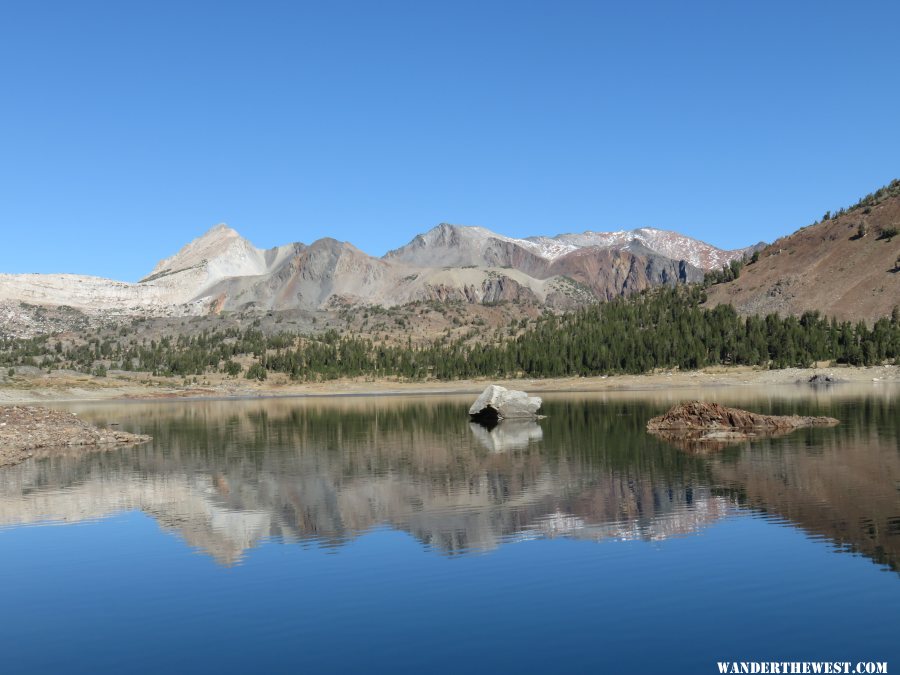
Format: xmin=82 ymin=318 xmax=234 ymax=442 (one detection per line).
xmin=0 ymin=405 xmax=152 ymax=468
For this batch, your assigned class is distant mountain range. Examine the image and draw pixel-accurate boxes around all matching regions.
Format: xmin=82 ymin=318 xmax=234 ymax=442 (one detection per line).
xmin=0 ymin=222 xmax=758 ymax=317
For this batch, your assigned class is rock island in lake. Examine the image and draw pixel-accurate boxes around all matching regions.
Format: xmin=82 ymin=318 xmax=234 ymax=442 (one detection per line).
xmin=647 ymin=401 xmax=839 ymax=452
xmin=469 ymin=385 xmax=543 ymax=422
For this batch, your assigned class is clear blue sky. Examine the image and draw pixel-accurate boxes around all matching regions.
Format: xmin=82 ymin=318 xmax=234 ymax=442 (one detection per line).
xmin=2 ymin=0 xmax=898 ymax=281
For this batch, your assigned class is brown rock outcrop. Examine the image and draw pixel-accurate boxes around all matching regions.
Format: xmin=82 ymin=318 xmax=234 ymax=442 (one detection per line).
xmin=0 ymin=405 xmax=152 ymax=468
xmin=647 ymin=401 xmax=839 ymax=453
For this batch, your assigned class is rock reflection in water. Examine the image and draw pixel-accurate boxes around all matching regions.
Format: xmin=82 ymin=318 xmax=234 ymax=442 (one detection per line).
xmin=468 ymin=419 xmax=544 ymax=452
xmin=0 ymin=397 xmax=722 ymax=564
xmin=649 ymin=428 xmax=798 ymax=453
xmin=0 ymin=389 xmax=896 ymax=572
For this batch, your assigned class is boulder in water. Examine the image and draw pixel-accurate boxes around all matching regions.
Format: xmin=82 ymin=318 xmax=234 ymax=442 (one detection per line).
xmin=468 ymin=385 xmax=542 ymax=421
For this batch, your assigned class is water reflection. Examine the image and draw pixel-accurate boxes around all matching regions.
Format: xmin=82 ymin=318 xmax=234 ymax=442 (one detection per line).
xmin=468 ymin=419 xmax=544 ymax=452
xmin=0 ymin=388 xmax=897 ymax=571
xmin=649 ymin=427 xmax=810 ymax=453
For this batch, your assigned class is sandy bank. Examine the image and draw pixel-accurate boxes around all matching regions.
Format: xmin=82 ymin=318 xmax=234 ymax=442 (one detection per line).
xmin=0 ymin=364 xmax=897 ymax=404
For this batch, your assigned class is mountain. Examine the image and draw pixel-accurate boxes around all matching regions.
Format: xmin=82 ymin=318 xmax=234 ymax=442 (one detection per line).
xmin=0 ymin=221 xmax=756 ymax=322
xmin=383 ymin=223 xmax=759 ymax=301
xmin=529 ymin=228 xmax=761 ymax=270
xmin=200 ymin=238 xmax=394 ymax=312
xmin=140 ymin=224 xmax=297 ymax=295
xmin=385 ymin=223 xmax=755 ymax=272
xmin=705 ymin=182 xmax=900 ymax=322
xmin=0 ymin=226 xmax=294 ymax=319
xmin=383 ymin=224 xmax=551 ymax=274
xmin=544 ymin=244 xmax=702 ymax=300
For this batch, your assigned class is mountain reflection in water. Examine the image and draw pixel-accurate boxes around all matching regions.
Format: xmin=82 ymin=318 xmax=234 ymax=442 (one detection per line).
xmin=0 ymin=389 xmax=897 ymax=571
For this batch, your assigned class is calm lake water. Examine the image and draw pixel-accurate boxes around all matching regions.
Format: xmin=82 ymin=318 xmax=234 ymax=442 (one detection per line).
xmin=1 ymin=386 xmax=898 ymax=674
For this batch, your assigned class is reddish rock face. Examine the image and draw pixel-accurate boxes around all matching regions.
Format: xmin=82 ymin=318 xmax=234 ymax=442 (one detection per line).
xmin=544 ymin=247 xmax=701 ymax=300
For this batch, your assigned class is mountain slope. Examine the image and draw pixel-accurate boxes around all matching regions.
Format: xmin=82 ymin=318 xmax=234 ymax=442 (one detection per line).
xmin=141 ymin=224 xmax=267 ymax=282
xmin=546 ymin=245 xmax=703 ymax=300
xmin=383 ymin=223 xmax=550 ymax=274
xmin=139 ymin=224 xmax=297 ymax=300
xmin=382 ymin=223 xmax=743 ymax=301
xmin=0 ymin=273 xmax=183 ymax=314
xmin=0 ymin=225 xmax=301 ymax=316
xmin=202 ymin=237 xmax=594 ymax=312
xmin=705 ymin=183 xmax=900 ymax=321
xmin=386 ymin=223 xmax=754 ymax=271
xmin=0 ymin=220 xmax=758 ymax=323
xmin=202 ymin=238 xmax=394 ymax=312
xmin=528 ymin=227 xmax=758 ymax=270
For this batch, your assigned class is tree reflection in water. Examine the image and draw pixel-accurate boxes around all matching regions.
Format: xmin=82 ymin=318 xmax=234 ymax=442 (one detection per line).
xmin=0 ymin=388 xmax=896 ymax=571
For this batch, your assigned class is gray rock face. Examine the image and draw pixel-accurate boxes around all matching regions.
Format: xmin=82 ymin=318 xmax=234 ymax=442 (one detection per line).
xmin=468 ymin=385 xmax=542 ymax=421
xmin=0 ymin=222 xmax=760 ymax=328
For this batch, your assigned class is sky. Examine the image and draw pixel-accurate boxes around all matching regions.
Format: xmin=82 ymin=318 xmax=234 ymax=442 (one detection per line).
xmin=1 ymin=0 xmax=898 ymax=281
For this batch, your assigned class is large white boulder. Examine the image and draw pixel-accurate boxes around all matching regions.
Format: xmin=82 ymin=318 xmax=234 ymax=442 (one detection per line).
xmin=468 ymin=385 xmax=542 ymax=420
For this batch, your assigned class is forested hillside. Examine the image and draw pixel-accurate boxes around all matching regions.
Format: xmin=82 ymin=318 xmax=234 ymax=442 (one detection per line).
xmin=3 ymin=288 xmax=898 ymax=382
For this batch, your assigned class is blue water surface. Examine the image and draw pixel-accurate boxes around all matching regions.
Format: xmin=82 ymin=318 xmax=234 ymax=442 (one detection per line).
xmin=0 ymin=391 xmax=897 ymax=674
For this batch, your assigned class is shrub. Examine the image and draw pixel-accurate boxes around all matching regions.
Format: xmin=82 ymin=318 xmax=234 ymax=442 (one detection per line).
xmin=246 ymin=363 xmax=267 ymax=381
xmin=223 ymin=360 xmax=242 ymax=377
xmin=878 ymin=226 xmax=898 ymax=241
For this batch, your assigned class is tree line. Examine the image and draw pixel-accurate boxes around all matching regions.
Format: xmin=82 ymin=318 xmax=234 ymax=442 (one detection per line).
xmin=2 ymin=287 xmax=898 ymax=381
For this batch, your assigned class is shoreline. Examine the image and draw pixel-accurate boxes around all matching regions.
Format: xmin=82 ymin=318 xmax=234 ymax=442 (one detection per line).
xmin=0 ymin=405 xmax=152 ymax=468
xmin=0 ymin=364 xmax=898 ymax=404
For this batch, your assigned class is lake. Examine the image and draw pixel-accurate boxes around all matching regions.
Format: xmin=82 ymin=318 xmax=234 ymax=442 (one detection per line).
xmin=1 ymin=386 xmax=898 ymax=674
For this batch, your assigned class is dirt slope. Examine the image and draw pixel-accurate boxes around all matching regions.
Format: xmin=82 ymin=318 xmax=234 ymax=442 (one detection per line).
xmin=706 ymin=187 xmax=900 ymax=321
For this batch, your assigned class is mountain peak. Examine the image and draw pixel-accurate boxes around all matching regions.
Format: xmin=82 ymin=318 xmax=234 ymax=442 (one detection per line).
xmin=200 ymin=223 xmax=240 ymax=239
xmin=422 ymin=223 xmax=492 ymax=238
xmin=140 ymin=223 xmax=265 ymax=286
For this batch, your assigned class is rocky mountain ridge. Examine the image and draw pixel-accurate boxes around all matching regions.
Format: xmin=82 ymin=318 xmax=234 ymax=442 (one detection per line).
xmin=386 ymin=223 xmax=757 ymax=271
xmin=0 ymin=221 xmax=756 ymax=324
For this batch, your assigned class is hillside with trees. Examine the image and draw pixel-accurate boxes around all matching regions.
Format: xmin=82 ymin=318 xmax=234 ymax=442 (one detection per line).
xmin=2 ymin=287 xmax=898 ymax=383
xmin=705 ymin=180 xmax=900 ymax=322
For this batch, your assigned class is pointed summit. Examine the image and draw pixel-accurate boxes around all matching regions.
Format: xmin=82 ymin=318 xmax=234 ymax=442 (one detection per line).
xmin=140 ymin=223 xmax=267 ymax=288
xmin=202 ymin=223 xmax=240 ymax=238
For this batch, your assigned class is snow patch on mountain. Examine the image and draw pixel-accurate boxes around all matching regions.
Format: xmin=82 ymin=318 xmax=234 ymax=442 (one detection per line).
xmin=534 ymin=227 xmax=752 ymax=270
